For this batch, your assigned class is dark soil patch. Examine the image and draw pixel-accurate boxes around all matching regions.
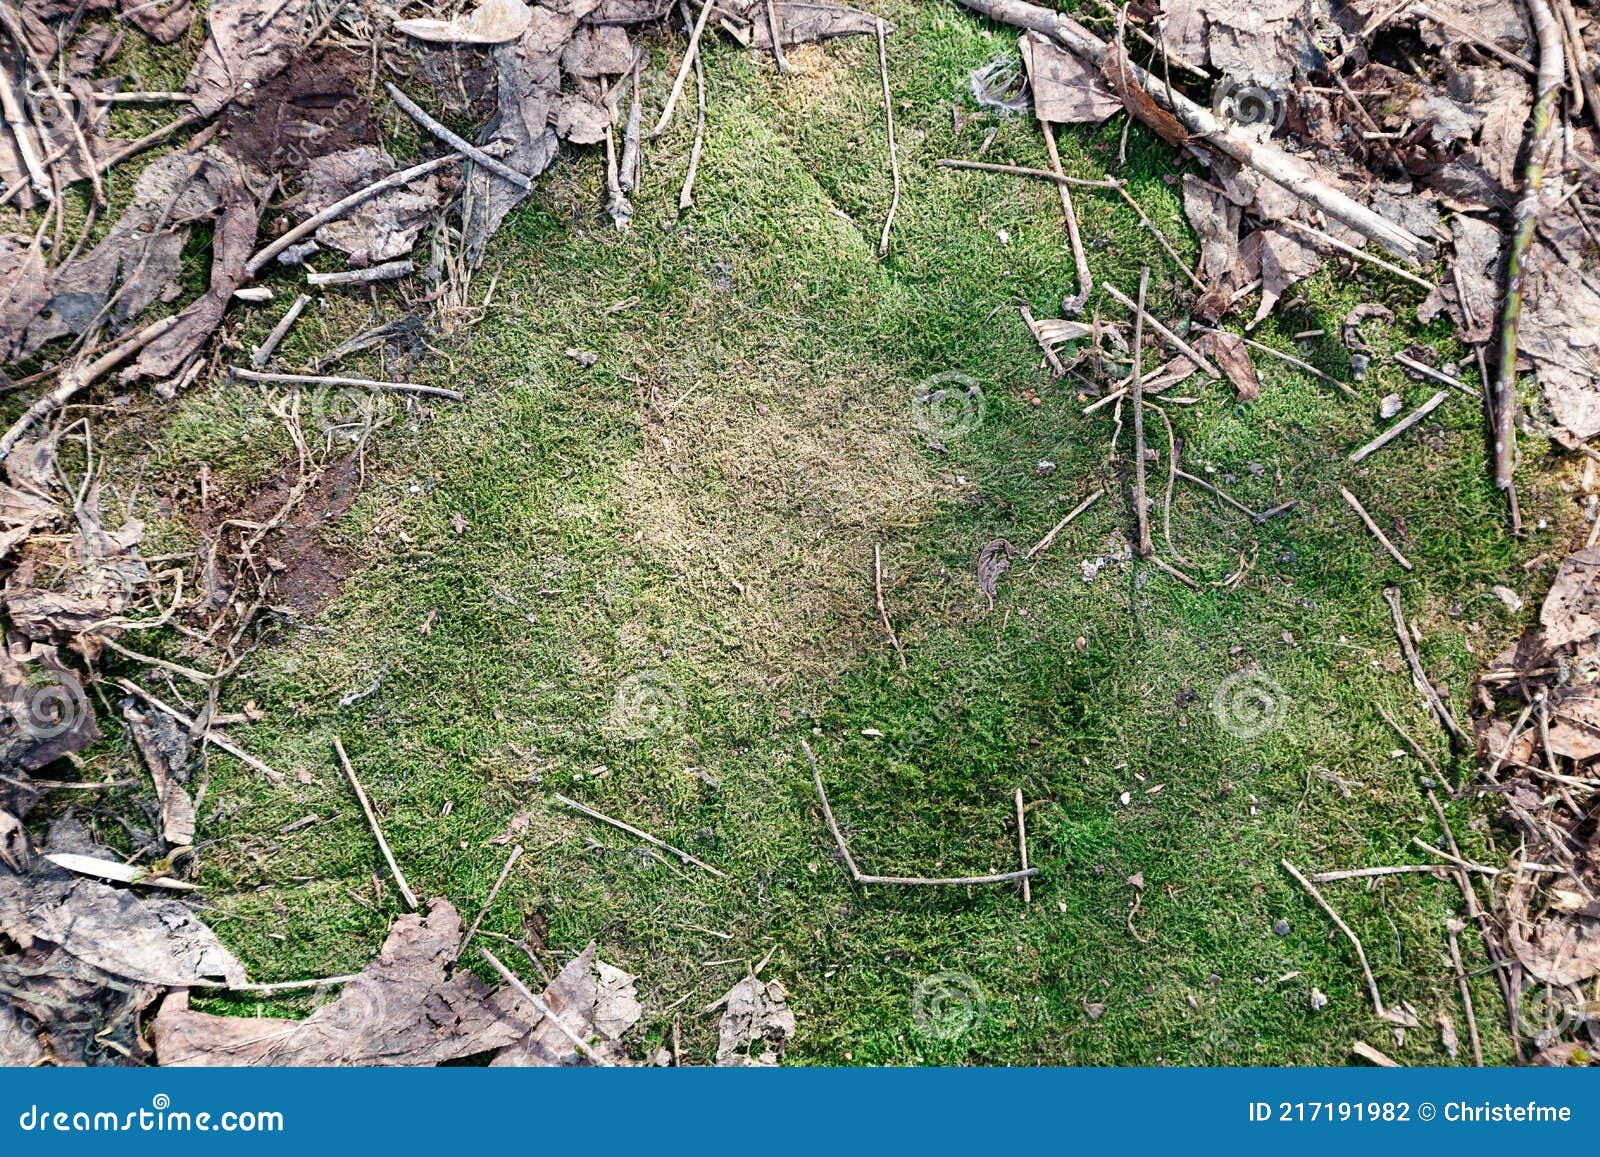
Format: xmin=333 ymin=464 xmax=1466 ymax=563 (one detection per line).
xmin=220 ymin=44 xmax=377 ymax=179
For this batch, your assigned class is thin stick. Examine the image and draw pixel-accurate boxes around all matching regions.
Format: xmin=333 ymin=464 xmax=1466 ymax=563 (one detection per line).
xmin=1491 ymin=0 xmax=1564 ymax=519
xmin=1409 ymin=837 xmax=1500 ymax=878
xmin=0 ymin=58 xmax=51 ymax=201
xmin=873 ymin=544 xmax=907 ymax=671
xmin=1040 ymin=122 xmax=1091 ymax=312
xmin=246 ymin=154 xmax=460 ymax=276
xmin=1445 ymin=918 xmax=1484 ymax=1066
xmin=553 ymin=793 xmax=727 ymax=878
xmin=1015 ymin=788 xmax=1031 ymax=903
xmin=874 ymin=19 xmax=900 ymax=258
xmin=653 ymin=0 xmax=717 ymax=137
xmin=1307 ymin=863 xmax=1453 ymax=883
xmin=0 ymin=6 xmax=102 ymax=206
xmin=1113 ymin=184 xmax=1206 ymax=291
xmin=251 ymin=293 xmax=311 ymax=369
xmin=306 ymin=259 xmax=414 ymax=286
xmin=1101 ymin=282 xmax=1219 ymax=377
xmin=1175 ymin=468 xmax=1263 ymax=522
xmin=1157 ymin=406 xmax=1187 ymax=565
xmin=803 ymin=741 xmax=1039 ymax=887
xmin=765 ymin=0 xmax=790 ymax=74
xmin=1275 ymin=216 xmax=1434 ymax=292
xmin=934 ymin=157 xmax=1123 ymax=188
xmin=229 ymin=368 xmax=463 ymax=401
xmin=0 ymin=315 xmax=181 ymax=461
xmin=193 ymin=974 xmax=361 ymax=994
xmin=461 ymin=844 xmax=523 ymax=953
xmin=1351 ymin=1040 xmax=1402 ymax=1067
xmin=1025 ymin=488 xmax=1104 ymax=558
xmin=479 ymin=948 xmax=611 ymax=1066
xmin=1382 ymin=586 xmax=1469 ymax=749
xmin=1340 ymin=487 xmax=1414 ymax=570
xmin=1130 ymin=267 xmax=1153 ymax=557
xmin=92 ymin=110 xmax=205 ymax=174
xmin=114 ymin=677 xmax=281 ymax=782
xmin=1374 ymin=701 xmax=1439 ymax=775
xmin=1018 ymin=304 xmax=1068 ymax=376
xmin=678 ymin=35 xmax=706 ymax=210
xmin=1392 ymin=351 xmax=1478 ymax=399
xmin=1196 ymin=328 xmax=1358 ymax=399
xmin=333 ymin=736 xmax=420 ymax=911
xmin=1348 ymin=389 xmax=1451 ymax=463
xmin=384 ymin=83 xmax=530 ymax=192
xmin=1146 ymin=553 xmax=1199 ymax=589
xmin=1282 ymin=858 xmax=1385 ymax=1016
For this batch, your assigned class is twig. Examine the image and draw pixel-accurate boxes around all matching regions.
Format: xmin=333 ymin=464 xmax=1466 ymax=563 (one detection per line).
xmin=306 ymin=260 xmax=414 ymax=286
xmin=1348 ymin=389 xmax=1451 ymax=463
xmin=479 ymin=948 xmax=611 ymax=1066
xmin=229 ymin=368 xmax=463 ymax=401
xmin=1408 ymin=837 xmax=1500 ymax=878
xmin=873 ymin=544 xmax=907 ymax=671
xmin=193 ymin=974 xmax=361 ymax=994
xmin=1282 ymin=858 xmax=1385 ymax=1016
xmin=949 ymin=0 xmax=1427 ymax=259
xmin=1015 ymin=787 xmax=1030 ymax=903
xmin=1340 ymin=487 xmax=1414 ymax=570
xmin=1174 ymin=468 xmax=1261 ymax=522
xmin=250 ymin=293 xmax=311 ymax=369
xmin=1274 ymin=216 xmax=1434 ymax=292
xmin=1351 ymin=1040 xmax=1402 ymax=1067
xmin=678 ymin=27 xmax=706 ymax=211
xmin=1445 ymin=918 xmax=1484 ymax=1066
xmin=333 ymin=736 xmax=419 ymax=911
xmin=1374 ymin=701 xmax=1439 ymax=776
xmin=114 ymin=677 xmax=281 ymax=783
xmin=461 ymin=844 xmax=523 ymax=954
xmin=1025 ymin=488 xmax=1104 ymax=559
xmin=1492 ymin=0 xmax=1564 ymax=519
xmin=934 ymin=157 xmax=1124 ymax=188
xmin=553 ymin=793 xmax=727 ymax=878
xmin=1391 ymin=351 xmax=1478 ymax=399
xmin=1146 ymin=553 xmax=1199 ymax=589
xmin=0 ymin=314 xmax=180 ymax=461
xmin=766 ymin=0 xmax=791 ymax=73
xmin=1156 ymin=406 xmax=1187 ymax=565
xmin=1101 ymin=282 xmax=1219 ymax=377
xmin=0 ymin=6 xmax=102 ymax=206
xmin=1112 ymin=183 xmax=1206 ymax=291
xmin=1196 ymin=328 xmax=1358 ymax=399
xmin=1307 ymin=864 xmax=1452 ymax=883
xmin=653 ymin=0 xmax=717 ymax=136
xmin=384 ymin=83 xmax=530 ymax=192
xmin=1018 ymin=304 xmax=1068 ymax=376
xmin=803 ymin=741 xmax=1038 ymax=887
xmin=874 ymin=19 xmax=900 ymax=258
xmin=1382 ymin=586 xmax=1469 ymax=749
xmin=246 ymin=154 xmax=460 ymax=275
xmin=1130 ymin=267 xmax=1153 ymax=557
xmin=1040 ymin=123 xmax=1091 ymax=312
xmin=0 ymin=58 xmax=51 ymax=201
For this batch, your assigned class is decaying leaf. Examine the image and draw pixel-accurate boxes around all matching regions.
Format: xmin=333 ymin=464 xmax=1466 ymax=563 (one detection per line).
xmin=155 ymin=900 xmax=528 ymax=1065
xmin=301 ymin=146 xmax=444 ymax=269
xmin=1241 ymin=226 xmax=1322 ymax=326
xmin=395 ymin=0 xmax=533 ymax=45
xmin=184 ymin=0 xmax=310 ymax=118
xmin=1505 ymin=871 xmax=1600 ymax=986
xmin=1417 ymin=215 xmax=1500 ymax=345
xmin=712 ymin=973 xmax=795 ymax=1066
xmin=1520 ymin=238 xmax=1600 ymax=442
xmin=1196 ymin=330 xmax=1258 ymax=402
xmin=0 ymin=644 xmax=100 ymax=778
xmin=492 ymin=942 xmax=642 ymax=1065
xmin=0 ymin=843 xmax=244 ymax=988
xmin=123 ymin=699 xmax=197 ymax=848
xmin=1019 ymin=31 xmax=1119 ymax=125
xmin=977 ymin=538 xmax=1016 ymax=605
xmin=1539 ymin=549 xmax=1600 ymax=649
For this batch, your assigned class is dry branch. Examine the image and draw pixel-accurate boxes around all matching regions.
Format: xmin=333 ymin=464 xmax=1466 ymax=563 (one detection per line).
xmin=1348 ymin=390 xmax=1451 ymax=463
xmin=1282 ymin=858 xmax=1386 ymax=1016
xmin=873 ymin=543 xmax=907 ymax=671
xmin=874 ymin=18 xmax=900 ymax=258
xmin=385 ymin=83 xmax=531 ymax=192
xmin=1382 ymin=586 xmax=1469 ymax=749
xmin=1340 ymin=487 xmax=1414 ymax=571
xmin=229 ymin=368 xmax=464 ymax=401
xmin=333 ymin=735 xmax=420 ymax=911
xmin=553 ymin=793 xmax=728 ymax=878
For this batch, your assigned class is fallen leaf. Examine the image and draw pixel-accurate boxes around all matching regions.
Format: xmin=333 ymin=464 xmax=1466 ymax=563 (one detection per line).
xmin=395 ymin=0 xmax=533 ymax=45
xmin=712 ymin=973 xmax=795 ymax=1066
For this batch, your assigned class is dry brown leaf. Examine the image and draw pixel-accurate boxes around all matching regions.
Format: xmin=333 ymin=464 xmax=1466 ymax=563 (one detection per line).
xmin=492 ymin=942 xmax=642 ymax=1065
xmin=1539 ymin=549 xmax=1600 ymax=649
xmin=1019 ymin=31 xmax=1119 ymax=125
xmin=1196 ymin=330 xmax=1259 ymax=401
xmin=301 ymin=146 xmax=444 ymax=269
xmin=184 ymin=0 xmax=310 ymax=118
xmin=713 ymin=974 xmax=795 ymax=1066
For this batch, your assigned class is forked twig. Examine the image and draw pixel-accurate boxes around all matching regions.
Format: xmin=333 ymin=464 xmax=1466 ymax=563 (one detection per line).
xmin=1282 ymin=858 xmax=1385 ymax=1016
xmin=1382 ymin=586 xmax=1468 ymax=749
